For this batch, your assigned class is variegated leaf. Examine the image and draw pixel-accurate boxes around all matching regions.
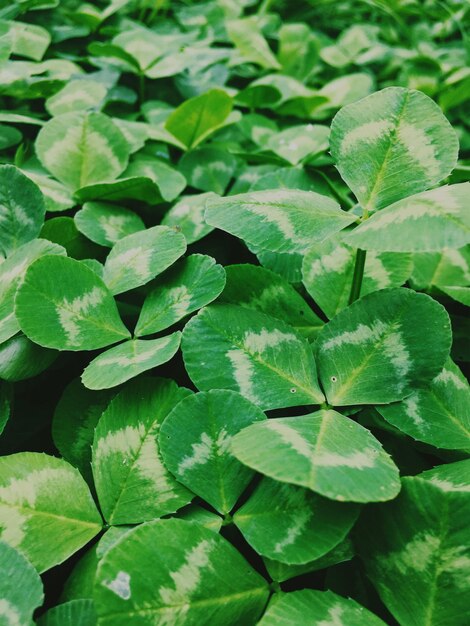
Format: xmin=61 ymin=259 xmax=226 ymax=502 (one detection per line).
xmin=35 ymin=112 xmax=130 ymax=191
xmin=0 ymin=453 xmax=102 ymax=572
xmin=92 ymin=378 xmax=192 ymax=525
xmin=377 ymin=359 xmax=470 ymax=451
xmin=135 ymin=255 xmax=226 ymax=337
xmin=231 ymin=410 xmax=400 ymax=503
xmin=357 ymin=468 xmax=470 ymax=626
xmin=258 ymin=589 xmax=387 ymax=626
xmin=410 ymin=246 xmax=470 ymax=290
xmin=94 ymin=519 xmax=269 ymax=625
xmin=315 ymin=288 xmax=451 ymax=406
xmin=330 ymin=87 xmax=459 ymax=212
xmin=159 ymin=390 xmax=266 ymax=514
xmin=82 ymin=333 xmax=181 ymax=390
xmin=103 ymin=225 xmax=186 ymax=295
xmin=346 ymin=184 xmax=470 ymax=252
xmin=265 ymin=124 xmax=330 ymax=165
xmin=0 ymin=239 xmax=65 ymax=344
xmin=0 ymin=165 xmax=46 ymax=257
xmin=182 ymin=304 xmax=324 ymax=411
xmin=37 ymin=599 xmax=97 ymax=626
xmin=302 ymin=237 xmax=412 ymax=318
xmin=263 ymin=538 xmax=354 ymax=583
xmin=205 ymin=189 xmax=356 ymax=255
xmin=0 ymin=542 xmax=44 ymax=626
xmin=15 ymin=256 xmax=130 ymax=351
xmin=233 ymin=477 xmax=358 ymax=564
xmin=45 ymin=79 xmax=107 ymax=116
xmin=220 ymin=264 xmax=324 ymax=341
xmin=75 ymin=202 xmax=145 ymax=248
xmin=161 ymin=193 xmax=215 ymax=244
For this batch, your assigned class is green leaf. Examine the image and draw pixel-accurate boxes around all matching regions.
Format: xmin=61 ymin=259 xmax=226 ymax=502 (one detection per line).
xmin=256 ymin=250 xmax=303 ymax=283
xmin=231 ymin=410 xmax=401 ymax=503
xmin=302 ymin=237 xmax=412 ymax=318
xmin=234 ymin=477 xmax=358 ymax=564
xmin=220 ymin=264 xmax=324 ymax=341
xmin=410 ymin=247 xmax=470 ymax=291
xmin=258 ymin=589 xmax=387 ymax=625
xmin=0 ymin=123 xmax=22 ymax=150
xmin=278 ymin=23 xmax=319 ymax=81
xmin=75 ymin=176 xmax=179 ymax=205
xmin=330 ymin=87 xmax=459 ymax=212
xmin=0 ymin=541 xmax=44 ymax=626
xmin=94 ymin=519 xmax=269 ymax=625
xmin=346 ymin=184 xmax=470 ymax=252
xmin=357 ymin=471 xmax=470 ymax=626
xmin=75 ymin=202 xmax=145 ymax=248
xmin=439 ymin=286 xmax=470 ymax=306
xmin=165 ymin=89 xmax=233 ymax=150
xmin=82 ymin=334 xmax=181 ymax=390
xmin=0 ymin=239 xmax=65 ymax=344
xmin=205 ymin=190 xmax=356 ymax=255
xmin=179 ymin=147 xmax=237 ymax=194
xmin=52 ymin=379 xmax=116 ymax=484
xmin=37 ymin=599 xmax=97 ymax=626
xmin=263 ymin=538 xmax=354 ymax=583
xmin=103 ymin=225 xmax=186 ymax=295
xmin=159 ymin=389 xmax=265 ymax=514
xmin=122 ymin=155 xmax=186 ymax=201
xmin=250 ymin=166 xmax=332 ymax=197
xmin=35 ymin=112 xmax=130 ymax=191
xmin=135 ymin=254 xmax=226 ymax=337
xmin=91 ymin=378 xmax=192 ymax=525
xmin=182 ymin=304 xmax=324 ymax=410
xmin=174 ymin=504 xmax=223 ymax=533
xmin=0 ymin=452 xmax=102 ymax=572
xmin=312 ymin=73 xmax=375 ymax=119
xmin=161 ymin=193 xmax=215 ymax=244
xmin=15 ymin=255 xmax=130 ymax=351
xmin=265 ymin=125 xmax=329 ymax=165
xmin=377 ymin=359 xmax=470 ymax=451
xmin=23 ymin=171 xmax=74 ymax=214
xmin=6 ymin=20 xmax=51 ymax=61
xmin=39 ymin=217 xmax=101 ymax=260
xmin=46 ymin=79 xmax=107 ymax=116
xmin=0 ymin=334 xmax=58 ymax=382
xmin=0 ymin=165 xmax=46 ymax=257
xmin=315 ymin=288 xmax=452 ymax=406
xmin=226 ymin=18 xmax=281 ymax=70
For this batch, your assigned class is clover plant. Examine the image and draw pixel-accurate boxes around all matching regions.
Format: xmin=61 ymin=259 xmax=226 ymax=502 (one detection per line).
xmin=0 ymin=1 xmax=469 ymax=625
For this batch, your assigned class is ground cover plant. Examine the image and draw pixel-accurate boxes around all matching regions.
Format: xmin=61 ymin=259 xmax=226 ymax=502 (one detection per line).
xmin=0 ymin=0 xmax=469 ymax=624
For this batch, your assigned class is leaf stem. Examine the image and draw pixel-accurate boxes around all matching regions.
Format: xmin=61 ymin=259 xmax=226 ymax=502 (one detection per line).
xmin=348 ymin=248 xmax=367 ymax=304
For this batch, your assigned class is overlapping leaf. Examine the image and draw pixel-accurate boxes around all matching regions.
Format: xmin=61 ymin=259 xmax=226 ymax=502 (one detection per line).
xmin=94 ymin=519 xmax=269 ymax=625
xmin=92 ymin=378 xmax=192 ymax=524
xmin=315 ymin=288 xmax=452 ymax=405
xmin=0 ymin=453 xmax=102 ymax=572
xmin=205 ymin=189 xmax=356 ymax=255
xmin=182 ymin=304 xmax=324 ymax=410
xmin=232 ymin=410 xmax=400 ymax=502
xmin=330 ymin=87 xmax=459 ymax=212
xmin=15 ymin=256 xmax=130 ymax=351
xmin=160 ymin=389 xmax=266 ymax=513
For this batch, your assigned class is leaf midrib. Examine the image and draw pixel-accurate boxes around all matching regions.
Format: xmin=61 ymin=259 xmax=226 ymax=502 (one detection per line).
xmin=201 ymin=313 xmax=324 ymax=405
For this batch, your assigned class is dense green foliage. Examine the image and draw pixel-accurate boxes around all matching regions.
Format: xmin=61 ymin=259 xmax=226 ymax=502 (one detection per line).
xmin=0 ymin=1 xmax=469 ymax=625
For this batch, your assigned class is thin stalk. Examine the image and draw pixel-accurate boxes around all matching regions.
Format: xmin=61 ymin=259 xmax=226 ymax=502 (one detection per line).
xmin=348 ymin=248 xmax=367 ymax=304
